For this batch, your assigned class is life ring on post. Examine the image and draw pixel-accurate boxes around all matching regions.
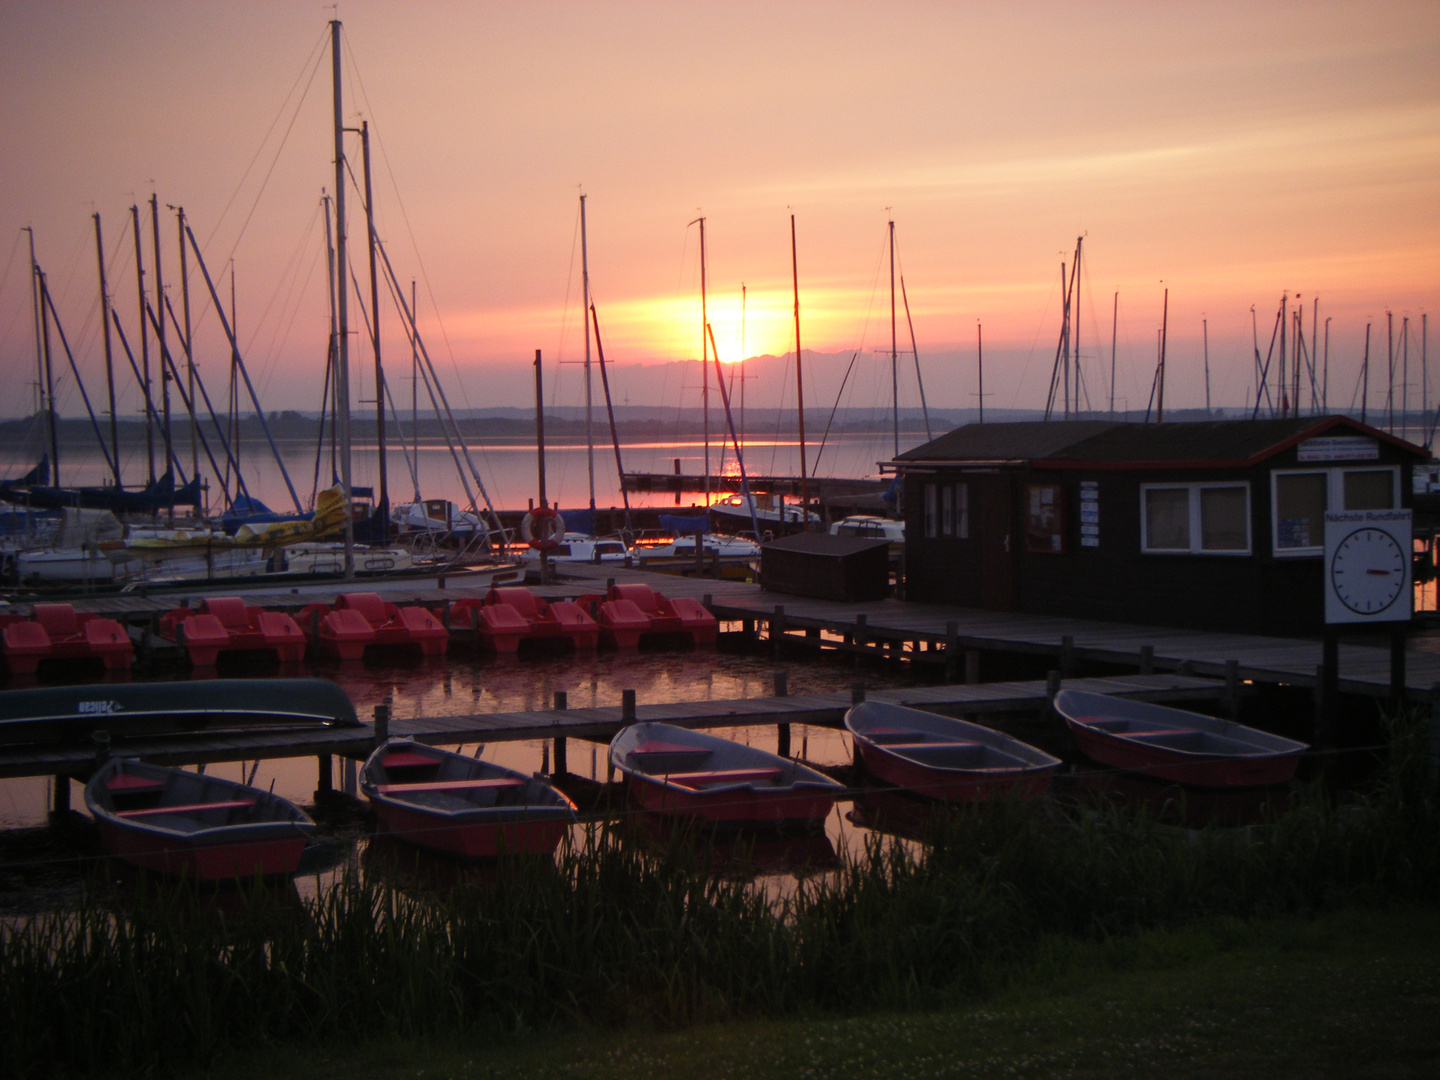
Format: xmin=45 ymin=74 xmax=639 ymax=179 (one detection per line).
xmin=521 ymin=506 xmax=565 ymax=551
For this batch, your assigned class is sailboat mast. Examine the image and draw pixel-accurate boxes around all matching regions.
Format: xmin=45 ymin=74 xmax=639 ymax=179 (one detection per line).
xmin=1203 ymin=317 xmax=1210 ymax=416
xmin=1362 ymin=322 xmax=1371 ymax=424
xmin=697 ymin=215 xmax=709 ymax=507
xmin=36 ymin=261 xmax=58 ymax=483
xmin=412 ymin=280 xmax=419 ymax=498
xmin=150 ymin=194 xmax=172 ymax=487
xmin=1073 ymin=236 xmax=1082 ymax=416
xmin=132 ymin=204 xmax=155 ymax=484
xmin=228 ymin=263 xmax=240 ymax=501
xmin=791 ymin=213 xmax=809 ymax=526
xmin=1109 ymin=291 xmax=1117 ymax=417
xmin=176 ymin=207 xmax=198 ymax=489
xmin=581 ymin=193 xmax=595 ymax=510
xmin=331 ymin=18 xmax=354 ymax=577
xmin=1156 ymin=287 xmax=1168 ymax=423
xmin=361 ymin=121 xmax=387 ymax=529
xmin=22 ymin=228 xmax=42 ymax=435
xmin=977 ymin=321 xmax=985 ymax=424
xmin=94 ymin=214 xmax=121 ymax=485
xmin=740 ymin=282 xmax=746 ymax=445
xmin=889 ymin=217 xmax=898 ymax=457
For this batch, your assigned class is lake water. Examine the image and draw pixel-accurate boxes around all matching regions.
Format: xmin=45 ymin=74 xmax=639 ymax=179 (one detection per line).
xmin=1 ymin=429 xmax=922 ymax=517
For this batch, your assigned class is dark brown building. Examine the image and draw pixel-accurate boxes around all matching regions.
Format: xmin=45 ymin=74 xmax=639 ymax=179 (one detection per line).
xmin=890 ymin=416 xmax=1428 ymax=636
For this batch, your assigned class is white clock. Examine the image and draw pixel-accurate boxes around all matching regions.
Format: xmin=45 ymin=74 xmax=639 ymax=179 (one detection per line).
xmin=1329 ymin=526 xmax=1407 ymax=615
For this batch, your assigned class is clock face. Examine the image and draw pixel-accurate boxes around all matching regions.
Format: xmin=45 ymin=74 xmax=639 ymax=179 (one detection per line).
xmin=1330 ymin=527 xmax=1407 ymax=615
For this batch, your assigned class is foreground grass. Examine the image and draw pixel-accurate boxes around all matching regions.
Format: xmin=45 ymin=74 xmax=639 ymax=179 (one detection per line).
xmin=200 ymin=905 xmax=1440 ymax=1080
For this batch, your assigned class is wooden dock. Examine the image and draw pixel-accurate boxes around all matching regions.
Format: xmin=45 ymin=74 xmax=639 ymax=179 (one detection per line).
xmin=0 ymin=671 xmax=1223 ymax=784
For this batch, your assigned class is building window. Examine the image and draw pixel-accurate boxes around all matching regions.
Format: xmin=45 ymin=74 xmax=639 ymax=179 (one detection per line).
xmin=956 ymin=483 xmax=969 ymax=539
xmin=1141 ymin=483 xmax=1251 ymax=554
xmin=924 ymin=483 xmax=938 ymax=539
xmin=1025 ymin=484 xmax=1065 ymax=553
xmin=1271 ymin=466 xmax=1399 ymax=555
xmin=940 ymin=486 xmax=954 ymax=536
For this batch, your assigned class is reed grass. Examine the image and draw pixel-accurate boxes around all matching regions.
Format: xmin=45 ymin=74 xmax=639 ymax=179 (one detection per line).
xmin=4 ymin=709 xmax=1438 ymax=1078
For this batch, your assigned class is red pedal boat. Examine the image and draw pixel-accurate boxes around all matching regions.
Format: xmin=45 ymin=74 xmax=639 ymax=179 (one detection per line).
xmin=361 ymin=739 xmax=576 ymax=858
xmin=300 ymin=592 xmax=448 ymax=660
xmin=1054 ymin=689 xmax=1308 ymax=788
xmin=588 ymin=584 xmax=718 ymax=648
xmin=85 ymin=757 xmax=313 ymax=880
xmin=159 ymin=596 xmax=306 ymax=666
xmin=609 ymin=721 xmax=842 ymax=827
xmin=1 ymin=603 xmax=132 ymax=675
xmin=443 ymin=587 xmax=599 ymax=652
xmin=845 ymin=700 xmax=1061 ymax=802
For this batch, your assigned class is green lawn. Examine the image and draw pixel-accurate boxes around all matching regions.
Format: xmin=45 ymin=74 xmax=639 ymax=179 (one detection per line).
xmin=199 ymin=905 xmax=1440 ymax=1080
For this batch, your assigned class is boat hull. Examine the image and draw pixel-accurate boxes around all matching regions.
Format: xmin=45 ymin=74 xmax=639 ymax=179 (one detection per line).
xmin=610 ymin=721 xmax=842 ymax=828
xmin=362 ymin=739 xmax=576 ymax=859
xmin=93 ymin=818 xmax=309 ymax=880
xmin=368 ymin=799 xmax=572 ymax=859
xmin=1055 ymin=689 xmax=1307 ymax=788
xmin=846 ymin=700 xmax=1060 ymax=803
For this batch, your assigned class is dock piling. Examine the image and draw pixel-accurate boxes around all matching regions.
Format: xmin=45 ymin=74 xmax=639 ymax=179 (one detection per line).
xmin=373 ymin=703 xmax=390 ymax=749
xmin=774 ymin=671 xmax=791 ymax=756
xmin=622 ymin=689 xmax=636 ymax=722
xmin=317 ymin=755 xmax=333 ymax=796
xmin=553 ymin=691 xmax=568 ymax=776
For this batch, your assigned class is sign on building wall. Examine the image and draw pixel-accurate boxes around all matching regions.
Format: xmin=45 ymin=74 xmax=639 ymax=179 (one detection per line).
xmin=1323 ymin=509 xmax=1412 ymax=624
xmin=1079 ymin=481 xmax=1099 ymax=547
xmin=1298 ymin=436 xmax=1379 ymax=462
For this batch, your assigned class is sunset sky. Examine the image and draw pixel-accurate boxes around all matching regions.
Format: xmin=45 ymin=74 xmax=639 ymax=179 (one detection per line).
xmin=1 ymin=0 xmax=1437 ymax=425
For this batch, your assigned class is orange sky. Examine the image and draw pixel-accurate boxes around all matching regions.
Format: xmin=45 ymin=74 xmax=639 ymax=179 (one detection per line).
xmin=1 ymin=0 xmax=1437 ymax=419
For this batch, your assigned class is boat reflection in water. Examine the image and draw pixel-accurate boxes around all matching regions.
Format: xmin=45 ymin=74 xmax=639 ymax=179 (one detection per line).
xmin=623 ymin=812 xmax=839 ymax=880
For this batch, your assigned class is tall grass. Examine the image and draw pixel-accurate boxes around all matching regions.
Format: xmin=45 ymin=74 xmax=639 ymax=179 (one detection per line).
xmin=4 ymin=711 xmax=1438 ymax=1077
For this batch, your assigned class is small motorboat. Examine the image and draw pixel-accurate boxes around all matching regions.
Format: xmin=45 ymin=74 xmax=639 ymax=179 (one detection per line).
xmin=519 ymin=532 xmax=632 ymax=565
xmin=85 ymin=757 xmax=314 ymax=880
xmin=609 ymin=722 xmax=842 ymax=827
xmin=361 ymin=739 xmax=576 ymax=858
xmin=1054 ymin=689 xmax=1309 ymax=788
xmin=845 ymin=700 xmax=1061 ymax=802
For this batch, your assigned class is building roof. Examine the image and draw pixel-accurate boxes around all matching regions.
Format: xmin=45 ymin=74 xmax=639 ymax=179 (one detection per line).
xmin=894 ymin=416 xmax=1428 ymax=470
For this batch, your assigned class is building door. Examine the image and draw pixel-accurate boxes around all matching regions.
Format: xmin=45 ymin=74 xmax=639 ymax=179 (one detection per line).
xmin=979 ymin=475 xmax=1019 ymax=610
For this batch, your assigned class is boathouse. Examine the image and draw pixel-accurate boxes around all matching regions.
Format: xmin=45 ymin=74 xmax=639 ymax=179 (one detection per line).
xmin=890 ymin=416 xmax=1429 ymax=635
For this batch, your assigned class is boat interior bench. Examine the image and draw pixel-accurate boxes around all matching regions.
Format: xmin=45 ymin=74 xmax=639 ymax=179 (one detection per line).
xmin=380 ymin=751 xmax=442 ymax=770
xmin=662 ymin=767 xmax=784 ymax=787
xmin=115 ymin=799 xmax=257 ymax=818
xmin=375 ymin=778 xmax=526 ymax=794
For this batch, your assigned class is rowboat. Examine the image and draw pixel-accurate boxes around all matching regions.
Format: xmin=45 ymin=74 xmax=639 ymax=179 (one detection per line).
xmin=361 ymin=739 xmax=576 ymax=858
xmin=609 ymin=722 xmax=842 ymax=827
xmin=85 ymin=757 xmax=314 ymax=880
xmin=846 ymin=700 xmax=1061 ymax=802
xmin=1053 ymin=689 xmax=1308 ymax=787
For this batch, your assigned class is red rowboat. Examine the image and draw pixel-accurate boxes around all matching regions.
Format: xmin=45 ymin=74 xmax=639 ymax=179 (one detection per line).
xmin=609 ymin=722 xmax=842 ymax=827
xmin=845 ymin=700 xmax=1061 ymax=802
xmin=361 ymin=739 xmax=576 ymax=858
xmin=85 ymin=757 xmax=313 ymax=880
xmin=1054 ymin=689 xmax=1308 ymax=788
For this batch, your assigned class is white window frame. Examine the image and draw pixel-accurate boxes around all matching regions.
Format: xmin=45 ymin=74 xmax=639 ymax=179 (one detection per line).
xmin=1140 ymin=481 xmax=1252 ymax=556
xmin=1270 ymin=465 xmax=1400 ymax=557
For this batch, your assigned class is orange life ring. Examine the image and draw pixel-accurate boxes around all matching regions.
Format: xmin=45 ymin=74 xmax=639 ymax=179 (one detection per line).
xmin=520 ymin=507 xmax=565 ymax=551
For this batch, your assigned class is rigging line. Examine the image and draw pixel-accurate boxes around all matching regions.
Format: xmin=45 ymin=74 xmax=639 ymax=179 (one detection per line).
xmin=1008 ymin=270 xmax=1061 ymax=412
xmin=257 ymin=231 xmax=328 ymax=402
xmin=39 ymin=275 xmax=116 ymax=479
xmin=202 ymin=28 xmax=330 ymax=252
xmin=110 ymin=310 xmax=187 ymax=483
xmin=243 ymin=198 xmax=324 ymax=364
xmin=898 ymin=274 xmax=931 ymax=441
xmin=812 ymin=351 xmax=861 ymax=476
xmin=590 ymin=303 xmax=631 ymax=528
xmin=0 ymin=229 xmax=25 ymax=306
xmin=707 ymin=321 xmax=763 ymax=541
xmin=343 ymin=41 xmax=475 ymax=418
xmin=157 ymin=294 xmax=243 ymax=499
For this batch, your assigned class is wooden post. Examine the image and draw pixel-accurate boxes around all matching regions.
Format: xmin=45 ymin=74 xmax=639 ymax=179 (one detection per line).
xmin=774 ymin=670 xmax=790 ymax=757
xmin=1046 ymin=670 xmax=1061 ymax=708
xmin=1060 ymin=635 xmax=1075 ymax=677
xmin=1139 ymin=644 xmax=1154 ymax=675
xmin=1429 ymin=682 xmax=1440 ymax=793
xmin=1390 ymin=626 xmax=1406 ymax=708
xmin=772 ymin=604 xmax=786 ymax=656
xmin=317 ymin=754 xmax=333 ymax=795
xmin=1225 ymin=659 xmax=1240 ymax=720
xmin=553 ymin=691 xmax=567 ymax=776
xmin=52 ymin=775 xmax=70 ymax=815
xmin=373 ymin=703 xmax=390 ymax=749
xmin=773 ymin=670 xmax=788 ymax=696
xmin=1320 ymin=630 xmax=1339 ymax=757
xmin=622 ymin=688 xmax=636 ymax=722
